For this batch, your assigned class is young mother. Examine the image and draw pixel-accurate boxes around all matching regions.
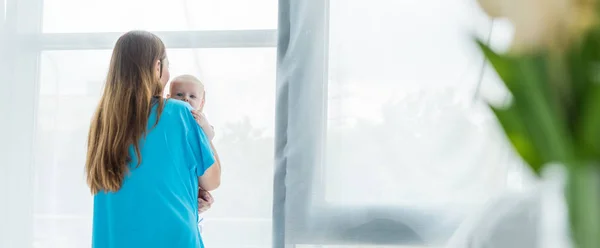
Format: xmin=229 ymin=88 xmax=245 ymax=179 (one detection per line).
xmin=85 ymin=30 xmax=221 ymax=248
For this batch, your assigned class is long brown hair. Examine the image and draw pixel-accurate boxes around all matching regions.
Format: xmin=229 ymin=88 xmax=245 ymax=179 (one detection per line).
xmin=86 ymin=31 xmax=166 ymax=194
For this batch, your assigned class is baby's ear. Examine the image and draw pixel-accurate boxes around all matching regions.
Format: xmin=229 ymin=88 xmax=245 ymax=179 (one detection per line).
xmin=166 ymin=93 xmax=171 ymax=98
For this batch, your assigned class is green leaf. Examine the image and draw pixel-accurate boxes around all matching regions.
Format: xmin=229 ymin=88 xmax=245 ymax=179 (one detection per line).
xmin=477 ymin=40 xmax=518 ymax=91
xmin=574 ymin=29 xmax=600 ymax=159
xmin=544 ymin=53 xmax=571 ymax=130
xmin=513 ymin=57 xmax=572 ymax=163
xmin=567 ymin=31 xmax=596 ymax=111
xmin=478 ymin=40 xmax=574 ymax=169
xmin=577 ymin=84 xmax=600 ymax=159
xmin=491 ymin=105 xmax=544 ymax=173
xmin=567 ymin=40 xmax=589 ymax=139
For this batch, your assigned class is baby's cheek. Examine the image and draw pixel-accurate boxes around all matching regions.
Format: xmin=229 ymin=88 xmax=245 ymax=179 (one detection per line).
xmin=190 ymin=101 xmax=201 ymax=109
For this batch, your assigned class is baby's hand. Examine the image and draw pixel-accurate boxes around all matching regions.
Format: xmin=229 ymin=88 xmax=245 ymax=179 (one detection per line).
xmin=191 ymin=110 xmax=215 ymax=141
xmin=198 ymin=189 xmax=214 ymax=214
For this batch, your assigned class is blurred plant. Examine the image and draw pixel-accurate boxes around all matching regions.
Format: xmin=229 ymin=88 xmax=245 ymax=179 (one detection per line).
xmin=478 ymin=0 xmax=596 ymax=53
xmin=477 ymin=0 xmax=600 ymax=247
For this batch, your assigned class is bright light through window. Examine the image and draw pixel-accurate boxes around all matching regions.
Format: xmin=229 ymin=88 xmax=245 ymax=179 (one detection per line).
xmin=324 ymin=0 xmax=520 ymax=207
xmin=42 ymin=0 xmax=278 ymax=33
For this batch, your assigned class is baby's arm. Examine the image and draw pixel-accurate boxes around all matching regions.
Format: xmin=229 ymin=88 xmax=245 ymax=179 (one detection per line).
xmin=191 ymin=110 xmax=215 ymax=141
xmin=198 ymin=188 xmax=214 ymax=213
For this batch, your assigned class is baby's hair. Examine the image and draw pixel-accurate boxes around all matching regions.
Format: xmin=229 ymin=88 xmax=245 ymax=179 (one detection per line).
xmin=170 ymin=74 xmax=205 ymax=91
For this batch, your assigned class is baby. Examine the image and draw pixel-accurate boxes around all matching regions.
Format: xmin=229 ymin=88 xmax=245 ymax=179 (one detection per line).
xmin=167 ymin=74 xmax=215 ymax=233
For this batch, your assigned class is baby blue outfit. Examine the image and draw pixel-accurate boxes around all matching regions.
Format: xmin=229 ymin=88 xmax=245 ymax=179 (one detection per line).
xmin=92 ymin=99 xmax=215 ymax=248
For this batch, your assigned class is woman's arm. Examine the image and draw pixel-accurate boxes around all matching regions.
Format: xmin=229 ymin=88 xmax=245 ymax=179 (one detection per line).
xmin=199 ymin=141 xmax=221 ymax=191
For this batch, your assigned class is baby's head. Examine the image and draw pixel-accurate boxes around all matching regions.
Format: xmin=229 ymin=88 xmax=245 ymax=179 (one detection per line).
xmin=168 ymin=74 xmax=205 ymax=110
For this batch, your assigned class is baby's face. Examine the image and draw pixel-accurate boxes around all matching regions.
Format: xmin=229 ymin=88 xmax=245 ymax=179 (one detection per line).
xmin=169 ymin=80 xmax=205 ymax=110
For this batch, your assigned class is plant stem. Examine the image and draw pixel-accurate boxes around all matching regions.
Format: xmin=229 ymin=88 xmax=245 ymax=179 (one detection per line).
xmin=567 ymin=163 xmax=600 ymax=248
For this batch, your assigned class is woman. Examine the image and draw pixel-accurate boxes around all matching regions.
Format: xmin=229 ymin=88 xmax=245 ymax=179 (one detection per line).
xmin=85 ymin=30 xmax=221 ymax=248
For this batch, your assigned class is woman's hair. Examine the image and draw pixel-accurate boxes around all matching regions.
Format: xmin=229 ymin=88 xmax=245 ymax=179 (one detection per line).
xmin=86 ymin=30 xmax=167 ymax=194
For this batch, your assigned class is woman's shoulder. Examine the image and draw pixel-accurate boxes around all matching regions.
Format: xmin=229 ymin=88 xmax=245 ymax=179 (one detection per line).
xmin=162 ymin=99 xmax=194 ymax=115
xmin=156 ymin=99 xmax=195 ymax=128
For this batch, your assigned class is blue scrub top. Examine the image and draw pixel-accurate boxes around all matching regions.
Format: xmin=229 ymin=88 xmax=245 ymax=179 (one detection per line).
xmin=92 ymin=99 xmax=215 ymax=248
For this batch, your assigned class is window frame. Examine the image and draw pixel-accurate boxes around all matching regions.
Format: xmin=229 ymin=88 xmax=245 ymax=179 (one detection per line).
xmin=27 ymin=30 xmax=276 ymax=50
xmin=1 ymin=0 xmax=42 ymax=246
xmin=1 ymin=0 xmax=277 ymax=247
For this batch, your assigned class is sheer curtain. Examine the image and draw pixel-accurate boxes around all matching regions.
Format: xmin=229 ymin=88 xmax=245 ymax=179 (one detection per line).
xmin=0 ymin=0 xmax=538 ymax=247
xmin=275 ymin=0 xmax=535 ymax=247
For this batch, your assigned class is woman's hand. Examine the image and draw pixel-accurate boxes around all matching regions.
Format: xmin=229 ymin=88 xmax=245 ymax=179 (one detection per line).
xmin=191 ymin=110 xmax=215 ymax=141
xmin=198 ymin=189 xmax=214 ymax=214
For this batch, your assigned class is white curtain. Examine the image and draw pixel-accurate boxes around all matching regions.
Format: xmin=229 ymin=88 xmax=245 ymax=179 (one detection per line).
xmin=275 ymin=0 xmax=537 ymax=247
xmin=0 ymin=0 xmax=539 ymax=247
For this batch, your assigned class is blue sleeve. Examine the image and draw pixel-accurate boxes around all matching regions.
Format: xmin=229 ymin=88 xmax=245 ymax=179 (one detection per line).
xmin=179 ymin=103 xmax=215 ymax=177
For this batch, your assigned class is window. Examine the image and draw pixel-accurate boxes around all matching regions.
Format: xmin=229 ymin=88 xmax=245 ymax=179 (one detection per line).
xmin=324 ymin=0 xmax=512 ymax=206
xmin=2 ymin=0 xmax=278 ymax=247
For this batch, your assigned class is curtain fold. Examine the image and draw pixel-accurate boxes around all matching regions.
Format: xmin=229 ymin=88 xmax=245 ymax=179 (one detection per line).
xmin=272 ymin=0 xmax=289 ymax=246
xmin=274 ymin=0 xmax=331 ymax=245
